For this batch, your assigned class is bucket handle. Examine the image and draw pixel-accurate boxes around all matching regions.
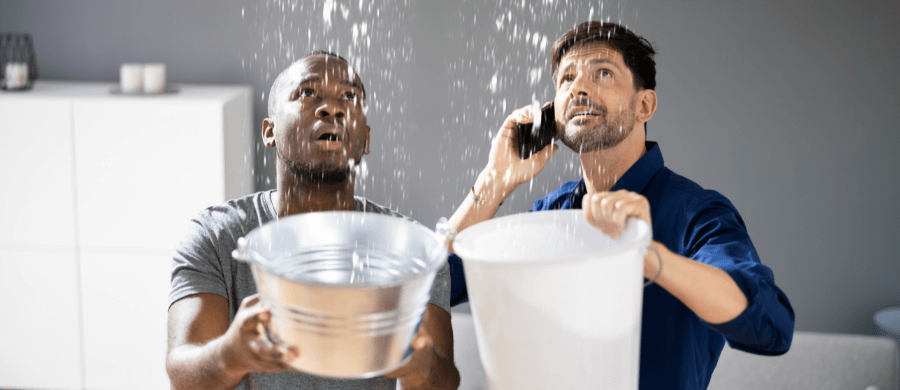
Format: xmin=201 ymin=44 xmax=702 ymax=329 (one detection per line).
xmin=232 ymin=237 xmax=250 ymax=262
xmin=644 ymin=245 xmax=663 ymax=287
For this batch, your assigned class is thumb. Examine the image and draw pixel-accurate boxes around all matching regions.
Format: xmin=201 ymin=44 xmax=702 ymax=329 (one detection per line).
xmin=238 ymin=306 xmax=269 ymax=333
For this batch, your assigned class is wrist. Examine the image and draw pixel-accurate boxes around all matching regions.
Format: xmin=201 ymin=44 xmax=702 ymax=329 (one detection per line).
xmin=474 ymin=169 xmax=517 ymax=205
xmin=644 ymin=241 xmax=667 ymax=281
xmin=215 ymin=335 xmax=249 ymax=382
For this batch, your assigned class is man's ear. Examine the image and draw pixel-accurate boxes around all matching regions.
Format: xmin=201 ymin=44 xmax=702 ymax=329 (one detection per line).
xmin=635 ymin=89 xmax=657 ymax=125
xmin=262 ymin=118 xmax=276 ymax=147
xmin=363 ymin=125 xmax=371 ymax=155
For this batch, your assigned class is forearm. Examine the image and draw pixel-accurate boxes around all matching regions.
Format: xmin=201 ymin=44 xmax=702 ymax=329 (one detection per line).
xmin=648 ymin=241 xmax=749 ymax=324
xmin=167 ymin=336 xmax=246 ymax=390
xmin=422 ymin=305 xmax=460 ymax=390
xmin=447 ymin=170 xmax=517 ymax=252
xmin=399 ymin=351 xmax=460 ymax=390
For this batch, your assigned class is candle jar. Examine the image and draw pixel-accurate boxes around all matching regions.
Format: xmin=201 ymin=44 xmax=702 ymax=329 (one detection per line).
xmin=143 ymin=63 xmax=166 ymax=94
xmin=1 ymin=33 xmax=38 ymax=91
xmin=4 ymin=62 xmax=29 ymax=89
xmin=119 ymin=63 xmax=144 ymax=93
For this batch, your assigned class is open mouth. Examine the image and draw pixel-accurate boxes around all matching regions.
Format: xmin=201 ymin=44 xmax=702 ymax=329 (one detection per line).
xmin=317 ymin=133 xmax=342 ymax=142
xmin=568 ymin=109 xmax=599 ymax=121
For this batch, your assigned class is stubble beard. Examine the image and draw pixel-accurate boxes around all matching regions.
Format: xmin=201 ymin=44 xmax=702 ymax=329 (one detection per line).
xmin=559 ymin=102 xmax=635 ymax=153
xmin=276 ymin=147 xmax=352 ymax=185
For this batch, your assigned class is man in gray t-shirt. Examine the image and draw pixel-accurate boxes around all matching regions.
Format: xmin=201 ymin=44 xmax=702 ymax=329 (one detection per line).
xmin=166 ymin=51 xmax=459 ymax=390
xmin=170 ymin=191 xmax=451 ymax=389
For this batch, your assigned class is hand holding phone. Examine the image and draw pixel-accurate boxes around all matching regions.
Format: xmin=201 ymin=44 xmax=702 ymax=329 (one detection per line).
xmin=516 ymin=103 xmax=557 ymax=159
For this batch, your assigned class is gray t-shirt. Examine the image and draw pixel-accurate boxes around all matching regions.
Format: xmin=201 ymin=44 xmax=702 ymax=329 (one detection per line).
xmin=170 ymin=190 xmax=451 ymax=390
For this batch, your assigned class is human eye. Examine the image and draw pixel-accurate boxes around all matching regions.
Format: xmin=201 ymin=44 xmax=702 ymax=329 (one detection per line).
xmin=298 ymin=87 xmax=317 ymax=97
xmin=341 ymin=90 xmax=359 ymax=103
xmin=559 ymin=73 xmax=575 ymax=85
xmin=591 ymin=69 xmax=614 ymax=85
xmin=594 ymin=69 xmax=614 ymax=81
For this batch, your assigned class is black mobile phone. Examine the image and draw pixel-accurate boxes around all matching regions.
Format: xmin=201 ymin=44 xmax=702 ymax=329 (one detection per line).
xmin=516 ymin=103 xmax=557 ymax=159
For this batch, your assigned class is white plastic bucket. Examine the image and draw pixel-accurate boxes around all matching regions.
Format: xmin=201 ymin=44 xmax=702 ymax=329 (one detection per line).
xmin=452 ymin=210 xmax=651 ymax=390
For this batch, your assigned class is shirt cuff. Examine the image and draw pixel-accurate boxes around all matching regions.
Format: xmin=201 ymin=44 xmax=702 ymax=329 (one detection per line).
xmin=448 ymin=254 xmax=469 ymax=306
xmin=703 ymin=267 xmax=793 ymax=355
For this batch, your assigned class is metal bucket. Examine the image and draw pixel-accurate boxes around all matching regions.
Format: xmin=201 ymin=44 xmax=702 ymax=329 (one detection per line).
xmin=232 ymin=211 xmax=451 ymax=378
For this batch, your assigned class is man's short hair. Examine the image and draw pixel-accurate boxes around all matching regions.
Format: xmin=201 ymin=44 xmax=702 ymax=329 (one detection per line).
xmin=267 ymin=50 xmax=367 ymax=117
xmin=551 ymin=22 xmax=656 ymax=92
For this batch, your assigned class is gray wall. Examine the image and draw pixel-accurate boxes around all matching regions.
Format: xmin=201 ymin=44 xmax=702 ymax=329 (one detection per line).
xmin=2 ymin=0 xmax=898 ymax=336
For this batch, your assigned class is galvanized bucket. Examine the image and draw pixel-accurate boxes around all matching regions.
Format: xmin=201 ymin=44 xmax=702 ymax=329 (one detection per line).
xmin=232 ymin=211 xmax=451 ymax=378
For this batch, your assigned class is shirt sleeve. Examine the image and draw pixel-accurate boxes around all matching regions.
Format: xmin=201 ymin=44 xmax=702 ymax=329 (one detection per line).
xmin=685 ymin=199 xmax=795 ymax=355
xmin=169 ymin=216 xmax=228 ymax=308
xmin=428 ymin=261 xmax=452 ymax=313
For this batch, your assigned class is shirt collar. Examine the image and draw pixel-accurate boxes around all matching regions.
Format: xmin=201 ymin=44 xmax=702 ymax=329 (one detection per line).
xmin=569 ymin=141 xmax=664 ymax=207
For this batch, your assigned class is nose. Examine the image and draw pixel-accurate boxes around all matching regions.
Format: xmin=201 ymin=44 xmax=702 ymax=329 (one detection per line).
xmin=315 ymin=101 xmax=345 ymax=120
xmin=570 ymin=73 xmax=592 ymax=99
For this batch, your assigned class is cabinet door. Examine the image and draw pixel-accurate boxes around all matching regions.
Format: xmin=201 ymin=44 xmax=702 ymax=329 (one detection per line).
xmin=0 ymin=250 xmax=83 ymax=390
xmin=0 ymin=100 xmax=78 ymax=249
xmin=73 ymin=100 xmax=227 ymax=252
xmin=80 ymin=251 xmax=171 ymax=390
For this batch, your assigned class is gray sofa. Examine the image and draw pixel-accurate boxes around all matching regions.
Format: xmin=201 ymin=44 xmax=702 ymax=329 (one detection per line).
xmin=451 ymin=310 xmax=900 ymax=390
xmin=709 ymin=331 xmax=899 ymax=390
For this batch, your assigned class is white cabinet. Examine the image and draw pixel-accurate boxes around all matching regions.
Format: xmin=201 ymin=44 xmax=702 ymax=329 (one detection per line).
xmin=0 ymin=81 xmax=253 ymax=390
xmin=72 ymin=93 xmax=249 ymax=252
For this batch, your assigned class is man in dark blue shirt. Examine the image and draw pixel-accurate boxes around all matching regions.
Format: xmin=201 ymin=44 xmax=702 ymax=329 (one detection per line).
xmin=446 ymin=21 xmax=795 ymax=389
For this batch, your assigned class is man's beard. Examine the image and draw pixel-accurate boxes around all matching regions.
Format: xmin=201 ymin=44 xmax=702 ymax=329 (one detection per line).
xmin=276 ymin=147 xmax=352 ymax=185
xmin=559 ymin=101 xmax=635 ymax=153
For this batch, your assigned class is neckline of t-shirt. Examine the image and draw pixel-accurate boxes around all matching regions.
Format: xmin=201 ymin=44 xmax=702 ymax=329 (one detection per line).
xmin=263 ymin=190 xmax=366 ymax=220
xmin=263 ymin=190 xmax=278 ymax=221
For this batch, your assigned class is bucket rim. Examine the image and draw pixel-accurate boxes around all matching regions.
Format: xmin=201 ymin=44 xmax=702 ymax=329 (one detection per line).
xmin=452 ymin=209 xmax=651 ymax=264
xmin=238 ymin=211 xmax=448 ymax=288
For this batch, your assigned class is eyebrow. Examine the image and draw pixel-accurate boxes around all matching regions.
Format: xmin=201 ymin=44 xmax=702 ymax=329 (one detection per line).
xmin=296 ymin=76 xmax=363 ymax=92
xmin=558 ymin=57 xmax=621 ymax=76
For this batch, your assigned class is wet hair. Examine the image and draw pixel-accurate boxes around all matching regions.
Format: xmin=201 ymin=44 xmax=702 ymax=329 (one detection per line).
xmin=551 ymin=22 xmax=656 ymax=92
xmin=267 ymin=50 xmax=367 ymax=117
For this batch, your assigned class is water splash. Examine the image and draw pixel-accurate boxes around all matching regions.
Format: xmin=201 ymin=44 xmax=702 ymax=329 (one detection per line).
xmin=244 ymin=0 xmax=415 ymax=212
xmin=243 ymin=0 xmax=640 ymax=223
xmin=443 ymin=0 xmax=638 ymax=216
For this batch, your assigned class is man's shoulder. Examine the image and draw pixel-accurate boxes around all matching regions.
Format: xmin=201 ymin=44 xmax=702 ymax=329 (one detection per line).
xmin=355 ymin=196 xmax=417 ymax=222
xmin=653 ymin=168 xmax=741 ymax=222
xmin=171 ymin=193 xmax=271 ymax=309
xmin=533 ymin=180 xmax=582 ymax=211
xmin=192 ymin=191 xmax=272 ymax=233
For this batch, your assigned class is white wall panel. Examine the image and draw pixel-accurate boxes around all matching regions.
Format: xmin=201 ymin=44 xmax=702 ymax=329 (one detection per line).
xmin=0 ymin=99 xmax=77 ymax=249
xmin=80 ymin=252 xmax=171 ymax=390
xmin=0 ymin=250 xmax=83 ymax=390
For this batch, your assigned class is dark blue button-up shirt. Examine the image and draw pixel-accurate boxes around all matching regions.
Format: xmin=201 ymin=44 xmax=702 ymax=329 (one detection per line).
xmin=449 ymin=142 xmax=795 ymax=390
